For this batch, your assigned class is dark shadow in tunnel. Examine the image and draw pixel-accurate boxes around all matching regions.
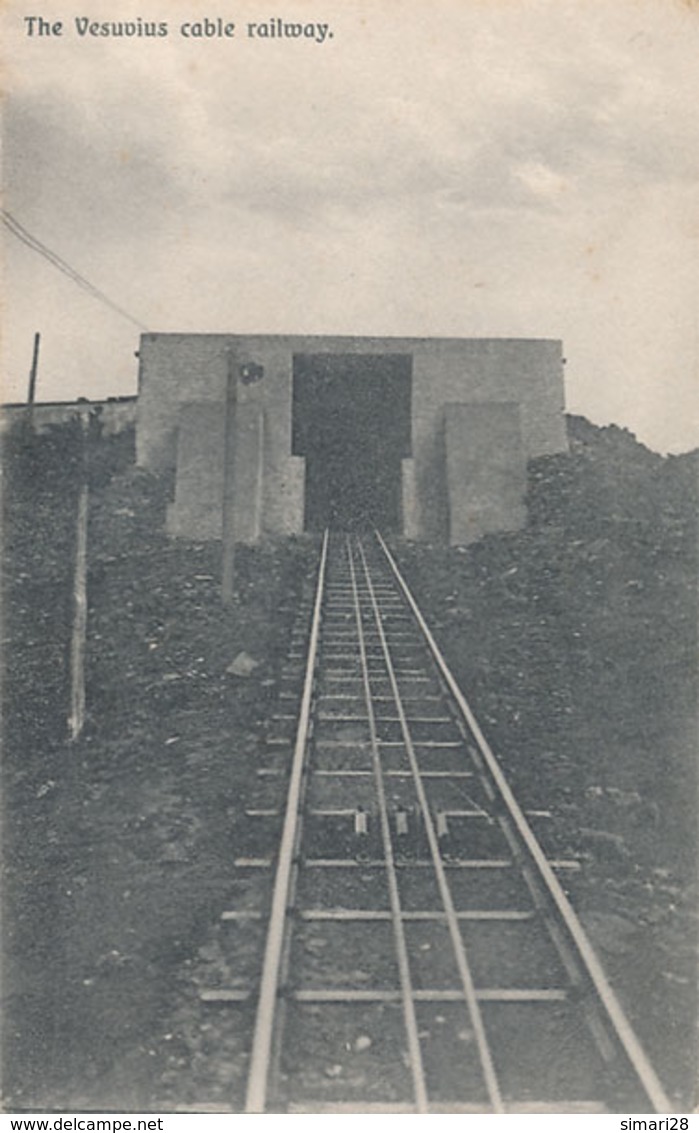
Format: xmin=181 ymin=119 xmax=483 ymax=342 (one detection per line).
xmin=292 ymin=354 xmax=412 ymax=532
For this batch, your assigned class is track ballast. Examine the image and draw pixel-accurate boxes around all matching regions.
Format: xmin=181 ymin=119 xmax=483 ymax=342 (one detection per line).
xmin=205 ymin=531 xmax=672 ymax=1114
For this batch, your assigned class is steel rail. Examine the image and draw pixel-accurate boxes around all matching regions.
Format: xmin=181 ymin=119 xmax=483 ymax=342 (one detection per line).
xmin=244 ymin=529 xmax=330 ymax=1114
xmin=346 ymin=537 xmax=430 ymax=1112
xmin=374 ymin=529 xmax=673 ymax=1114
xmin=356 ymin=537 xmax=505 ymax=1113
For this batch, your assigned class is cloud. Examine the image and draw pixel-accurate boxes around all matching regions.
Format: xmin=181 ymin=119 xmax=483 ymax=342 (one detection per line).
xmin=3 ymin=0 xmax=699 ymax=450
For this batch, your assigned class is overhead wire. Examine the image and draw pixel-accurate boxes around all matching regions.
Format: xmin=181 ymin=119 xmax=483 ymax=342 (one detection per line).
xmin=1 ymin=208 xmax=149 ymax=331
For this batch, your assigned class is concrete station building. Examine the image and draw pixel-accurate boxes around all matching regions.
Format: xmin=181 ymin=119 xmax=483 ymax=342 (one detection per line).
xmin=136 ymin=333 xmax=568 ymax=545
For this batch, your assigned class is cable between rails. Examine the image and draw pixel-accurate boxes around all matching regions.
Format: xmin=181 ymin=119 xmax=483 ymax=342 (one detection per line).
xmin=346 ymin=536 xmax=429 ymax=1113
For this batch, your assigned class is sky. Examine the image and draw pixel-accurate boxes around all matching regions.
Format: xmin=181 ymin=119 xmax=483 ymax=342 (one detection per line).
xmin=2 ymin=0 xmax=699 ymax=453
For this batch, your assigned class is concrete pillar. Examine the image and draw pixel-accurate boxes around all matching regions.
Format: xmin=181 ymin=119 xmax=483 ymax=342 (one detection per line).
xmin=445 ymin=402 xmax=527 ymax=545
xmin=264 ymin=455 xmax=305 ymax=536
xmin=402 ymin=458 xmax=419 ymax=540
xmin=230 ymin=403 xmax=265 ymax=544
xmin=166 ymin=400 xmax=265 ymax=544
xmin=166 ymin=402 xmax=225 ymax=540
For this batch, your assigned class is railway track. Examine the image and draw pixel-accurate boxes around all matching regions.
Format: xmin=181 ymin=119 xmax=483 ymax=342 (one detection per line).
xmin=205 ymin=530 xmax=672 ymax=1113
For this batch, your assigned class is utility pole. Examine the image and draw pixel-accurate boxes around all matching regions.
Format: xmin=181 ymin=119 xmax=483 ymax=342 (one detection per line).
xmin=26 ymin=331 xmax=40 ymax=428
xmin=221 ymin=349 xmax=265 ymax=606
xmin=68 ymin=412 xmax=89 ymax=741
xmin=221 ymin=348 xmax=238 ymax=606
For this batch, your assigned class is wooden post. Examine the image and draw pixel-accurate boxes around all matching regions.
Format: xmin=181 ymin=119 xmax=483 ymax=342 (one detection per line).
xmin=68 ymin=414 xmax=89 ymax=741
xmin=26 ymin=331 xmax=40 ymax=429
xmin=221 ymin=349 xmax=238 ymax=606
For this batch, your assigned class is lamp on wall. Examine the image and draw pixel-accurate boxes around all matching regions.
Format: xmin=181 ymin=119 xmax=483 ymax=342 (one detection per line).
xmin=239 ymin=361 xmax=264 ymax=385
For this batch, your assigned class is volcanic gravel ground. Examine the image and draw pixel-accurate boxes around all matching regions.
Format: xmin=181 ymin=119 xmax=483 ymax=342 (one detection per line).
xmin=2 ymin=422 xmax=314 ymax=1110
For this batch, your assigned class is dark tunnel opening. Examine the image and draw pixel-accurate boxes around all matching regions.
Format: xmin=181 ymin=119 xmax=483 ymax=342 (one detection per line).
xmin=292 ymin=353 xmax=412 ymax=532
